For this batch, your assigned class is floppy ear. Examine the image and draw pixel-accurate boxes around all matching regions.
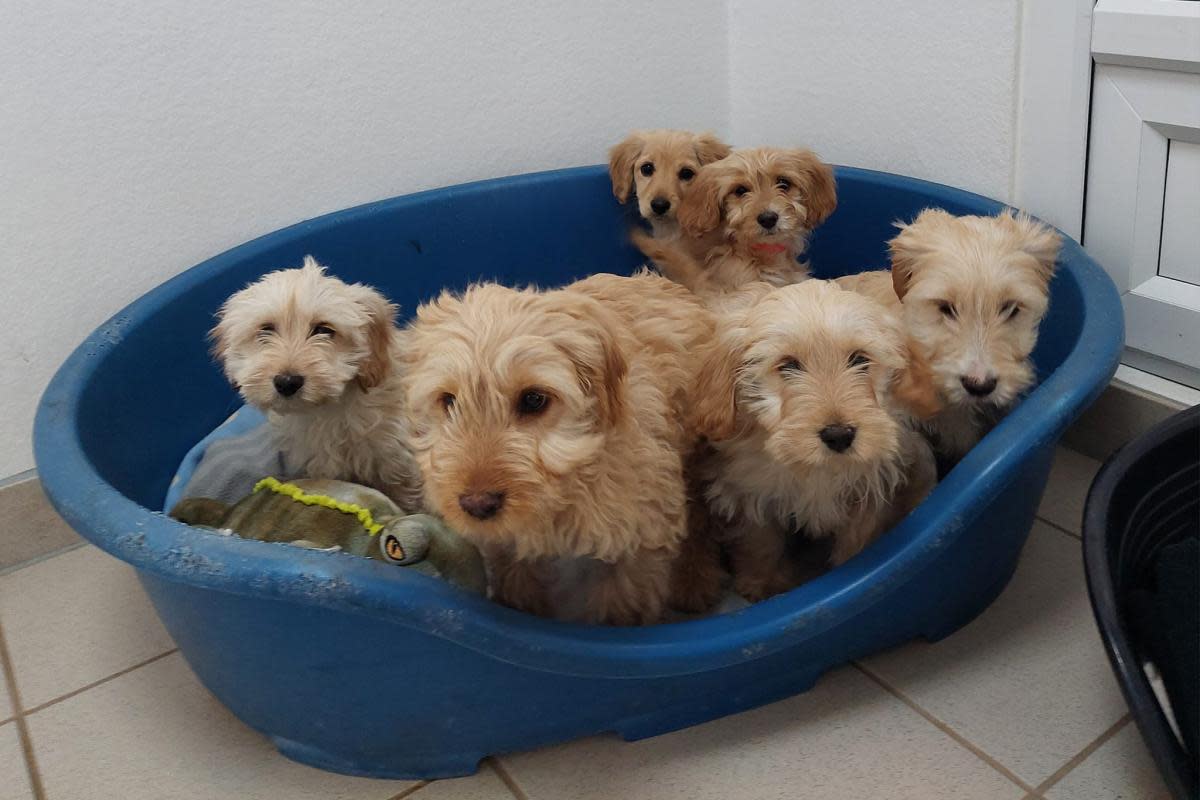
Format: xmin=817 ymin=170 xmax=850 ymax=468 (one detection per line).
xmin=677 ymin=164 xmax=724 ymax=236
xmin=353 ymin=285 xmax=398 ymax=391
xmin=689 ymin=331 xmax=744 ymax=441
xmin=891 ymin=338 xmax=942 ymax=420
xmin=608 ymin=133 xmax=643 ymax=202
xmin=787 ymin=149 xmax=837 ymax=229
xmin=888 ymin=208 xmax=956 ymax=300
xmin=1006 ymin=211 xmax=1062 ymax=287
xmin=548 ymin=294 xmax=629 ymax=427
xmin=694 ymin=132 xmax=731 ymax=165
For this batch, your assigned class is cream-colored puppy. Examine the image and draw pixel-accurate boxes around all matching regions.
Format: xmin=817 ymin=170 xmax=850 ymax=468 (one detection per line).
xmin=635 ymin=147 xmax=837 ymax=298
xmin=693 ymin=280 xmax=938 ymax=601
xmin=838 ymin=209 xmax=1061 ymax=464
xmin=403 ymin=271 xmax=714 ymax=625
xmin=212 ymin=257 xmax=424 ymax=511
xmin=609 ymin=129 xmax=731 ymax=243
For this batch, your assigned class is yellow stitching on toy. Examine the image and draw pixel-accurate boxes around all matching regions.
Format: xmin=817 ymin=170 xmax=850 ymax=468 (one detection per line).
xmin=252 ymin=477 xmax=384 ymax=536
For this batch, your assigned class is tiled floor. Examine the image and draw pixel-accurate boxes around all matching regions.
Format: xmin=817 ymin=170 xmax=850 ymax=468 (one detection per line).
xmin=0 ymin=447 xmax=1174 ymax=799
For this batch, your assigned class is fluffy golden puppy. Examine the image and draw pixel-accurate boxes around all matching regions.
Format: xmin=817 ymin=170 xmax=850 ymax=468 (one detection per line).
xmin=403 ymin=271 xmax=714 ymax=625
xmin=693 ymin=280 xmax=938 ymax=601
xmin=837 ymin=209 xmax=1061 ymax=464
xmin=635 ymin=147 xmax=837 ymax=298
xmin=609 ymin=129 xmax=731 ymax=243
xmin=211 ymin=257 xmax=424 ymax=511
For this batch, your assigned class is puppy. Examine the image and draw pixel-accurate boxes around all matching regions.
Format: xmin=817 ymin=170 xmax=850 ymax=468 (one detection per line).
xmin=403 ymin=271 xmax=714 ymax=625
xmin=609 ymin=129 xmax=731 ymax=244
xmin=212 ymin=257 xmax=424 ymax=511
xmin=837 ymin=209 xmax=1061 ymax=464
xmin=634 ymin=147 xmax=837 ymax=298
xmin=693 ymin=280 xmax=938 ymax=601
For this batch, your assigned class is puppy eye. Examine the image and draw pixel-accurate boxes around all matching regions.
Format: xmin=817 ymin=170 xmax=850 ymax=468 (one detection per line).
xmin=1001 ymin=302 xmax=1020 ymax=320
xmin=439 ymin=393 xmax=455 ymax=412
xmin=848 ymin=351 xmax=870 ymax=369
xmin=678 ymin=167 xmax=695 ymax=181
xmin=258 ymin=323 xmax=275 ymax=335
xmin=937 ymin=301 xmax=958 ymax=320
xmin=778 ymin=357 xmax=804 ymax=374
xmin=517 ymin=389 xmax=550 ymax=416
xmin=310 ymin=324 xmax=335 ymax=338
xmin=776 ymin=177 xmax=792 ymax=191
xmin=639 ymin=162 xmax=655 ymax=177
xmin=733 ymin=185 xmax=750 ymax=197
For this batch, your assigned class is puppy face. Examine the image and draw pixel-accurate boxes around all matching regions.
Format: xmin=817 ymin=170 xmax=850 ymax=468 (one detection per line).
xmin=677 ymin=147 xmax=837 ymax=258
xmin=609 ymin=129 xmax=730 ymax=227
xmin=889 ymin=209 xmax=1061 ymax=408
xmin=404 ymin=284 xmax=627 ymax=555
xmin=694 ymin=281 xmax=926 ymax=476
xmin=212 ymin=257 xmax=396 ymax=412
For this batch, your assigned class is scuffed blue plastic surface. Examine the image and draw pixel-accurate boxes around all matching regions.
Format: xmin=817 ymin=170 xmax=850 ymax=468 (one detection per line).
xmin=34 ymin=166 xmax=1124 ymax=779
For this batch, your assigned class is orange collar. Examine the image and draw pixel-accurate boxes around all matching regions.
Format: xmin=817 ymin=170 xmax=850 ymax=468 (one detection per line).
xmin=750 ymin=243 xmax=789 ymax=256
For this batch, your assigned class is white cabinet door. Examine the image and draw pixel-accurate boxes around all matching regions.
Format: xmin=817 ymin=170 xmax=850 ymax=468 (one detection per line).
xmin=1085 ymin=0 xmax=1200 ymax=386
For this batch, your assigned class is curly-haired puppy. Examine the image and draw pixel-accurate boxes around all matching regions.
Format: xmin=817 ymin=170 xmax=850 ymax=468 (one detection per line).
xmin=609 ymin=129 xmax=731 ymax=244
xmin=403 ymin=271 xmax=714 ymax=625
xmin=635 ymin=147 xmax=837 ymax=298
xmin=693 ymin=280 xmax=938 ymax=601
xmin=212 ymin=257 xmax=424 ymax=511
xmin=838 ymin=209 xmax=1061 ymax=464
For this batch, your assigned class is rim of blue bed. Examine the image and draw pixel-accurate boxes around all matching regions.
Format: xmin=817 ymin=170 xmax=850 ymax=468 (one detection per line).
xmin=33 ymin=165 xmax=1124 ymax=679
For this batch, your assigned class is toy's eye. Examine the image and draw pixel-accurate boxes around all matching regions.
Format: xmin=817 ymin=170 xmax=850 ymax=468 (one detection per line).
xmin=517 ymin=389 xmax=550 ymax=416
xmin=1001 ymin=302 xmax=1020 ymax=320
xmin=678 ymin=167 xmax=695 ymax=181
xmin=776 ymin=177 xmax=792 ymax=191
xmin=439 ymin=393 xmax=455 ymax=412
xmin=937 ymin=301 xmax=957 ymax=320
xmin=734 ymin=185 xmax=750 ymax=197
xmin=778 ymin=357 xmax=803 ymax=373
xmin=258 ymin=323 xmax=275 ymax=335
xmin=310 ymin=324 xmax=335 ymax=338
xmin=849 ymin=351 xmax=870 ymax=368
xmin=639 ymin=162 xmax=655 ymax=177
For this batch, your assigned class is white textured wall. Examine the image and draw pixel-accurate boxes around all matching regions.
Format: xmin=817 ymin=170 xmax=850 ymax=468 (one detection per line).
xmin=728 ymin=0 xmax=1022 ymax=201
xmin=0 ymin=0 xmax=729 ymax=478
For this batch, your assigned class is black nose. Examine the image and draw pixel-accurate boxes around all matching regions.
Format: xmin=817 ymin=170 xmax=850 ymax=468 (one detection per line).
xmin=458 ymin=491 xmax=505 ymax=520
xmin=650 ymin=197 xmax=671 ymax=216
xmin=757 ymin=210 xmax=779 ymax=230
xmin=960 ymin=375 xmax=998 ymax=397
xmin=818 ymin=424 xmax=856 ymax=453
xmin=273 ymin=374 xmax=305 ymax=397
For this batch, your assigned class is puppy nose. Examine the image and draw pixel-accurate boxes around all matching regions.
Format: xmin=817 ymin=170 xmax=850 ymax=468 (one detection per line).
xmin=650 ymin=197 xmax=671 ymax=216
xmin=757 ymin=210 xmax=779 ymax=230
xmin=458 ymin=491 xmax=505 ymax=520
xmin=818 ymin=424 xmax=856 ymax=453
xmin=960 ymin=375 xmax=998 ymax=397
xmin=273 ymin=373 xmax=305 ymax=397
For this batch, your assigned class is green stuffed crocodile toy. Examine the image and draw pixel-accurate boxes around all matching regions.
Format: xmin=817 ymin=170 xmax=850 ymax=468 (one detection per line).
xmin=170 ymin=477 xmax=486 ymax=593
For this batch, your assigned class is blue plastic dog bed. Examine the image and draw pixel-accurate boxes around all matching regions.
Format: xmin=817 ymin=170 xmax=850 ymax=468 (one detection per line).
xmin=34 ymin=166 xmax=1123 ymax=779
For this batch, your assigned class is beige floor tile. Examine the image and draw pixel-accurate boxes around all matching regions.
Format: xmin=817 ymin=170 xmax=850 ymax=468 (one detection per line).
xmin=504 ymin=667 xmax=1024 ymax=800
xmin=1045 ymin=723 xmax=1171 ymax=800
xmin=0 ymin=478 xmax=82 ymax=572
xmin=0 ymin=545 xmax=175 ymax=709
xmin=1036 ymin=447 xmax=1102 ymax=535
xmin=0 ymin=723 xmax=34 ymax=800
xmin=0 ymin=655 xmax=12 ymax=722
xmin=862 ymin=522 xmax=1128 ymax=787
xmin=413 ymin=765 xmax=517 ymax=799
xmin=27 ymin=652 xmax=412 ymax=800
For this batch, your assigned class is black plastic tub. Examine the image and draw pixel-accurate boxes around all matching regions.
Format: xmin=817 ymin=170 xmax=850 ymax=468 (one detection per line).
xmin=1083 ymin=405 xmax=1199 ymax=800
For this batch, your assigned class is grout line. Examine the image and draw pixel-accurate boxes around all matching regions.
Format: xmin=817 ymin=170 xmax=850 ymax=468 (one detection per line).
xmin=1034 ymin=514 xmax=1082 ymax=542
xmin=384 ymin=780 xmax=430 ymax=800
xmin=0 ymin=716 xmax=12 ymax=728
xmin=0 ymin=619 xmax=47 ymax=800
xmin=1032 ymin=714 xmax=1131 ymax=796
xmin=853 ymin=662 xmax=1037 ymax=795
xmin=0 ymin=540 xmax=90 ymax=579
xmin=488 ymin=756 xmax=530 ymax=800
xmin=22 ymin=648 xmax=179 ymax=717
